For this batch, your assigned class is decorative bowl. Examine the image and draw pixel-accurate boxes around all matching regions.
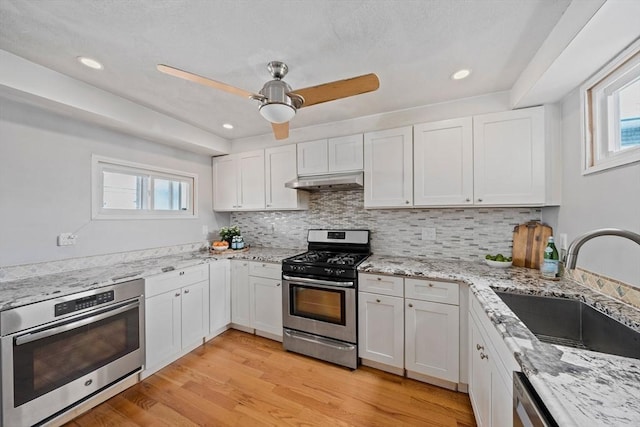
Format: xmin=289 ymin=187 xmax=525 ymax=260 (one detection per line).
xmin=485 ymin=259 xmax=512 ymax=268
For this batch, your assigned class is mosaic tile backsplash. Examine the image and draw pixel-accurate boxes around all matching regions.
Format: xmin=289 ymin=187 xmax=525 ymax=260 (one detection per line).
xmin=231 ymin=190 xmax=542 ymax=261
xmin=565 ymin=267 xmax=640 ymax=310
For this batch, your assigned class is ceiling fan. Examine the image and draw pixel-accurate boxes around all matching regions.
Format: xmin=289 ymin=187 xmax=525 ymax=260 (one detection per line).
xmin=157 ymin=61 xmax=379 ymax=140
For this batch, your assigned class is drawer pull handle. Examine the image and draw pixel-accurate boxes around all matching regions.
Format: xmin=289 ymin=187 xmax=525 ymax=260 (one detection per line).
xmin=480 ymin=353 xmax=488 ymax=360
xmin=277 ymin=283 xmax=281 ymax=287
xmin=476 ymin=344 xmax=484 ymax=351
xmin=408 ymin=303 xmax=413 ymax=308
xmin=377 ymin=277 xmax=381 ymax=281
xmin=428 ymin=283 xmax=433 ymax=287
xmin=376 ymin=299 xmax=381 ymax=303
xmin=179 ymin=271 xmax=185 ymax=276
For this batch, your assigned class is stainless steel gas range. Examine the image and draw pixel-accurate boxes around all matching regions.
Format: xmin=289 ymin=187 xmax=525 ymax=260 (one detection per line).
xmin=282 ymin=229 xmax=370 ymax=369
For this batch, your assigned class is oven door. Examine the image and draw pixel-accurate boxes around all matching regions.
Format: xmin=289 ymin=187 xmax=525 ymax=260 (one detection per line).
xmin=1 ymin=297 xmax=144 ymax=427
xmin=282 ymin=275 xmax=356 ymax=343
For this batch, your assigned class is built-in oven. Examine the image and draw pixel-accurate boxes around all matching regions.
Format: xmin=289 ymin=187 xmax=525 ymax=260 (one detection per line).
xmin=1 ymin=278 xmax=144 ymax=426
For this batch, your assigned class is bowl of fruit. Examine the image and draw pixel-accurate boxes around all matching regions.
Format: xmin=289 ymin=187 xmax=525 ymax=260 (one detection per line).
xmin=484 ymin=254 xmax=512 ymax=268
xmin=211 ymin=241 xmax=230 ymax=251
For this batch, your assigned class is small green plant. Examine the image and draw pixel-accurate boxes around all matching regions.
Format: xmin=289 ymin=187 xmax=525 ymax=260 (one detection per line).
xmin=220 ymin=225 xmax=241 ymax=241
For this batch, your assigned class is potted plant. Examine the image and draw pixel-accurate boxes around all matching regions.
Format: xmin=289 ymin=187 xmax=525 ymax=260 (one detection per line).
xmin=219 ymin=225 xmax=241 ymax=246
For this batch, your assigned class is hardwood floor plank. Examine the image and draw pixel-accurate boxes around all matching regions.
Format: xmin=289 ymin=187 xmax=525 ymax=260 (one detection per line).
xmin=65 ymin=330 xmax=477 ymax=427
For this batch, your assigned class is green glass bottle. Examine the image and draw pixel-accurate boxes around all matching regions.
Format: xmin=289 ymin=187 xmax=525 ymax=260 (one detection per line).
xmin=541 ymin=236 xmax=559 ymax=278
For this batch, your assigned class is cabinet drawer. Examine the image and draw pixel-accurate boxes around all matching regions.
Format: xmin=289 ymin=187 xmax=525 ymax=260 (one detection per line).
xmin=249 ymin=261 xmax=281 ymax=280
xmin=405 ymin=278 xmax=459 ymax=305
xmin=359 ymin=273 xmax=404 ymax=297
xmin=145 ymin=264 xmax=209 ymax=298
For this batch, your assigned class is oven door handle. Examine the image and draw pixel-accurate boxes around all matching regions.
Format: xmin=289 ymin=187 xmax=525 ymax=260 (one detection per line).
xmin=282 ymin=275 xmax=354 ymax=288
xmin=14 ymin=300 xmax=140 ymax=346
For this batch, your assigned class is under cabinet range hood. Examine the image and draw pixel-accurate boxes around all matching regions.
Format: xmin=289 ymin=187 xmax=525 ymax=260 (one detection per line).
xmin=285 ymin=172 xmax=364 ymax=191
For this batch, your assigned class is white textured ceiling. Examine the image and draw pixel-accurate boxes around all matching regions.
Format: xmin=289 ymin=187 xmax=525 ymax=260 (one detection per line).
xmin=0 ymin=0 xmax=571 ymax=141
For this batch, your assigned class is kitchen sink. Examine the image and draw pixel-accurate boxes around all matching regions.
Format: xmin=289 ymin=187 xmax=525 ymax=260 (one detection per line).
xmin=494 ymin=291 xmax=640 ymax=360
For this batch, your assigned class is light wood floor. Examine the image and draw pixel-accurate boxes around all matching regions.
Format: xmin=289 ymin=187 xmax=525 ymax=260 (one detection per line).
xmin=66 ymin=329 xmax=477 ymax=426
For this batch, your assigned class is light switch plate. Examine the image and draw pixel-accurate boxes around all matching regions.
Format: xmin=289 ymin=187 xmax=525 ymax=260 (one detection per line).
xmin=57 ymin=233 xmax=77 ymax=246
xmin=421 ymin=227 xmax=436 ymax=241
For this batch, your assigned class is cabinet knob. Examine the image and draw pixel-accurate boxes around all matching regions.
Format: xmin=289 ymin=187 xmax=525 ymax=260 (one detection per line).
xmin=184 ymin=289 xmax=190 ymax=294
xmin=465 ymin=198 xmax=471 ymax=202
xmin=376 ymin=299 xmax=381 ymax=303
xmin=179 ymin=271 xmax=185 ymax=276
xmin=408 ymin=303 xmax=413 ymax=308
xmin=405 ymin=200 xmax=410 ymax=204
xmin=266 ymin=204 xmax=271 ymax=207
xmin=277 ymin=283 xmax=281 ymax=287
xmin=175 ymin=292 xmax=181 ymax=297
xmin=477 ymin=198 xmax=483 ymax=202
xmin=476 ymin=344 xmax=484 ymax=351
xmin=377 ymin=277 xmax=382 ymax=281
xmin=428 ymin=283 xmax=433 ymax=287
xmin=480 ymin=353 xmax=489 ymax=360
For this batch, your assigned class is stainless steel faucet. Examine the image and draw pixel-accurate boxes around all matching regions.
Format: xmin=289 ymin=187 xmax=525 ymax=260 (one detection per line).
xmin=565 ymin=228 xmax=640 ymax=269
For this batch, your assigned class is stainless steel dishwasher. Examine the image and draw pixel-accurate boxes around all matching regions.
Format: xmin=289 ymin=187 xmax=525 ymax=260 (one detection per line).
xmin=513 ymin=372 xmax=558 ymax=427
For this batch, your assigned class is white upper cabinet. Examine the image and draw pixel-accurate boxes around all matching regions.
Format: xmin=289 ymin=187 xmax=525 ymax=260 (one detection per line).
xmin=212 ymin=150 xmax=265 ymax=211
xmin=328 ymin=134 xmax=364 ymax=172
xmin=297 ymin=134 xmax=363 ymax=175
xmin=265 ymin=145 xmax=308 ymax=210
xmin=364 ymin=126 xmax=413 ymax=208
xmin=414 ymin=118 xmax=474 ymax=206
xmin=473 ymin=107 xmax=546 ymax=206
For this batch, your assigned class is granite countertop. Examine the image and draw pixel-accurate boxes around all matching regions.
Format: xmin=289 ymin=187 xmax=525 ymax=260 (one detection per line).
xmin=0 ymin=247 xmax=300 ymax=312
xmin=360 ymin=255 xmax=640 ymax=427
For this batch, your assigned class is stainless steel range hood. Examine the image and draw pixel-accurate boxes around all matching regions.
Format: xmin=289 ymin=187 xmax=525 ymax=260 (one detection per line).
xmin=285 ymin=172 xmax=364 ymax=191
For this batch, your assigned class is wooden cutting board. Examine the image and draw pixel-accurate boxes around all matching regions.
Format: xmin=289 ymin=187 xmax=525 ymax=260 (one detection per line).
xmin=512 ymin=221 xmax=553 ymax=269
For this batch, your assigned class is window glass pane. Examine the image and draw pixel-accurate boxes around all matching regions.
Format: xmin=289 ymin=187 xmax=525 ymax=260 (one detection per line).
xmin=153 ymin=178 xmax=190 ymax=211
xmin=103 ymin=171 xmax=145 ymax=210
xmin=619 ymin=78 xmax=640 ymax=149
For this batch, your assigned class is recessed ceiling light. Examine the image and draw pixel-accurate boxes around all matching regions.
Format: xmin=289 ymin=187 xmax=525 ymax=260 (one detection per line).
xmin=222 ymin=123 xmax=234 ymax=129
xmin=451 ymin=69 xmax=471 ymax=80
xmin=77 ymin=56 xmax=103 ymax=70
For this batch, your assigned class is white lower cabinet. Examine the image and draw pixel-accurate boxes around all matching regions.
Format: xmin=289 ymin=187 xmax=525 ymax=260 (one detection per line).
xmin=358 ymin=273 xmax=462 ymax=389
xmin=358 ymin=292 xmax=404 ymax=369
xmin=230 ymin=260 xmax=283 ymax=341
xmin=143 ymin=264 xmax=209 ymax=378
xmin=208 ymin=260 xmax=231 ymax=339
xmin=405 ymin=298 xmax=459 ymax=384
xmin=469 ymin=290 xmax=519 ymax=427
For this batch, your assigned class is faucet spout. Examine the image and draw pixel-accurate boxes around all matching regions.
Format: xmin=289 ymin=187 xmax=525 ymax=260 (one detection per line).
xmin=565 ymin=228 xmax=640 ymax=270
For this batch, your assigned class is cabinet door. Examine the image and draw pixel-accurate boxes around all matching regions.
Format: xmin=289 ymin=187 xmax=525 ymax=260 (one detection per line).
xmin=405 ymin=299 xmax=459 ymax=383
xmin=473 ymin=107 xmax=545 ymax=205
xmin=145 ymin=290 xmax=181 ymax=372
xmin=212 ymin=155 xmax=238 ymax=211
xmin=297 ymin=139 xmax=328 ymax=175
xmin=364 ymin=127 xmax=413 ymax=208
xmin=469 ymin=315 xmax=492 ymax=427
xmin=181 ymin=281 xmax=208 ymax=350
xmin=265 ymin=145 xmax=307 ymax=210
xmin=491 ymin=361 xmax=514 ymax=427
xmin=414 ymin=118 xmax=473 ymax=206
xmin=358 ymin=292 xmax=404 ymax=368
xmin=237 ymin=150 xmax=265 ymax=210
xmin=231 ymin=260 xmax=251 ymax=328
xmin=250 ymin=276 xmax=283 ymax=338
xmin=328 ymin=134 xmax=363 ymax=172
xmin=209 ymin=260 xmax=231 ymax=337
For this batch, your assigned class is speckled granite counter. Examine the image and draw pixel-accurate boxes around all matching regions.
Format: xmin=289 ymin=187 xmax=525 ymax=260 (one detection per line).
xmin=360 ymin=255 xmax=640 ymax=427
xmin=0 ymin=247 xmax=300 ymax=312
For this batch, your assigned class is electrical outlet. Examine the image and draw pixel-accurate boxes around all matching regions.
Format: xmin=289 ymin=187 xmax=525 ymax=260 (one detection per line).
xmin=57 ymin=233 xmax=77 ymax=246
xmin=421 ymin=227 xmax=436 ymax=241
xmin=559 ymin=233 xmax=568 ymax=250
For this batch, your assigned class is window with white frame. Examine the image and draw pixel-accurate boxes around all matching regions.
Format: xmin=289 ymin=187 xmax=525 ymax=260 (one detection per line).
xmin=92 ymin=155 xmax=198 ymax=219
xmin=582 ymin=40 xmax=640 ymax=174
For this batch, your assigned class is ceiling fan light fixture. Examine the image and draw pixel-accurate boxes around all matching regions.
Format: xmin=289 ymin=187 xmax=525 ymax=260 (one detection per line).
xmin=259 ymin=102 xmax=296 ymax=124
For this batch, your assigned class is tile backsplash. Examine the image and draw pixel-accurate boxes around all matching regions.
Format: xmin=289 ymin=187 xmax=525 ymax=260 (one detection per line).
xmin=231 ymin=190 xmax=542 ymax=261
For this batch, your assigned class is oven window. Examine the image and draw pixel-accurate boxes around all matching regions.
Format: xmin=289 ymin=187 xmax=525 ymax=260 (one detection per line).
xmin=290 ymin=285 xmax=346 ymax=325
xmin=12 ymin=303 xmax=140 ymax=407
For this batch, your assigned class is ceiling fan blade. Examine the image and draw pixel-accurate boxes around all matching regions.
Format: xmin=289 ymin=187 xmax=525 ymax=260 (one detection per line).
xmin=272 ymin=122 xmax=289 ymax=140
xmin=291 ymin=73 xmax=379 ymax=108
xmin=157 ymin=64 xmax=259 ymax=99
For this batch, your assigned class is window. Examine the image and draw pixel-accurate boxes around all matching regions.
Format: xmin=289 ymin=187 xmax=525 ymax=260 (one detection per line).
xmin=582 ymin=40 xmax=640 ymax=174
xmin=92 ymin=155 xmax=198 ymax=219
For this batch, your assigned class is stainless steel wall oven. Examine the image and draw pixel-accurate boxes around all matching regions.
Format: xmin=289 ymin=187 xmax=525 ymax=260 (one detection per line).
xmin=282 ymin=229 xmax=370 ymax=369
xmin=1 ymin=278 xmax=144 ymax=426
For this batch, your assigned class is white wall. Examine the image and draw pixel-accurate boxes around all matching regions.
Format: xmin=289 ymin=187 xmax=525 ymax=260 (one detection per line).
xmin=0 ymin=99 xmax=229 ymax=267
xmin=542 ymin=90 xmax=640 ymax=287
